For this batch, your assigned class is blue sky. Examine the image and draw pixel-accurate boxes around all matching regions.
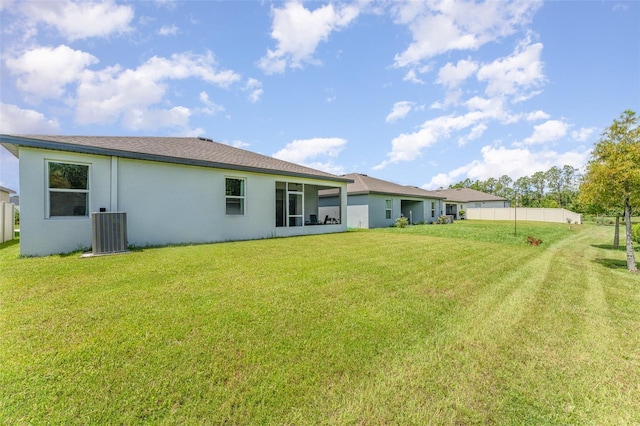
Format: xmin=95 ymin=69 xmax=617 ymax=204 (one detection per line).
xmin=1 ymin=0 xmax=638 ymax=195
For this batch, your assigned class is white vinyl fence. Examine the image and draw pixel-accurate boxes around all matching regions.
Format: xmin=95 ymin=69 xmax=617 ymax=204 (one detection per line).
xmin=466 ymin=208 xmax=582 ymax=224
xmin=1 ymin=201 xmax=15 ymax=243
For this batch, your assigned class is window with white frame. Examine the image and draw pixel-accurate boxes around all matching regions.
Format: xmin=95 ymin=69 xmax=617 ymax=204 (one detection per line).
xmin=225 ymin=177 xmax=245 ymax=215
xmin=385 ymin=199 xmax=392 ymax=219
xmin=431 ymin=201 xmax=436 ymax=218
xmin=47 ymin=161 xmax=89 ymax=217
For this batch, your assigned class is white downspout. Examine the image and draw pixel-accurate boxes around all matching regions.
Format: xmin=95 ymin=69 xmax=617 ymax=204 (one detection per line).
xmin=110 ymin=156 xmax=118 ymax=212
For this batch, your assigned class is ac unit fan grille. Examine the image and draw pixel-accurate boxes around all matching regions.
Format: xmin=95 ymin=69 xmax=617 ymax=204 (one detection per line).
xmin=91 ymin=212 xmax=128 ymax=255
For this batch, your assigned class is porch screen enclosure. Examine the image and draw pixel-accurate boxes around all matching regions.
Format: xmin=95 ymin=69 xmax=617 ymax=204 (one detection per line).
xmin=275 ymin=181 xmax=341 ymax=227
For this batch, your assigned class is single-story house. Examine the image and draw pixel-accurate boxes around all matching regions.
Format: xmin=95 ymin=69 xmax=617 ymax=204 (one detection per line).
xmin=0 ymin=185 xmax=15 ymax=203
xmin=0 ymin=134 xmax=352 ymax=256
xmin=320 ymin=173 xmax=446 ymax=229
xmin=433 ymin=188 xmax=509 ymax=219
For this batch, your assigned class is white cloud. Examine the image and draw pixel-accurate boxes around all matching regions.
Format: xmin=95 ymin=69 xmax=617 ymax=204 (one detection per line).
xmin=154 ymin=0 xmax=179 ymax=9
xmin=422 ymin=143 xmax=590 ymax=189
xmin=393 ymin=0 xmax=541 ymax=67
xmin=5 ymin=45 xmax=98 ymax=100
xmin=0 ymin=102 xmax=60 ymax=133
xmin=299 ymin=161 xmax=345 ymax=176
xmin=403 ymin=69 xmax=424 ymax=84
xmin=612 ymin=3 xmax=629 ymax=12
xmin=522 ymin=119 xmax=568 ymax=145
xmin=226 ymin=140 xmax=250 ymax=149
xmin=431 ymin=89 xmax=463 ymax=109
xmin=477 ymin=37 xmax=545 ymax=99
xmin=198 ymin=91 xmax=225 ymax=115
xmin=122 ymin=106 xmax=191 ymax=131
xmin=457 ymin=123 xmax=487 ymax=146
xmin=571 ymin=127 xmax=598 ymax=142
xmin=386 ymin=101 xmax=414 ymax=123
xmin=243 ymin=78 xmax=263 ymax=103
xmin=526 ymin=110 xmax=550 ymax=121
xmin=158 ymin=24 xmax=179 ymax=36
xmin=375 ymin=113 xmax=485 ymax=169
xmin=436 ymin=58 xmax=478 ymax=89
xmin=258 ymin=1 xmax=360 ymax=74
xmin=273 ymin=137 xmax=347 ymax=174
xmin=133 ymin=52 xmax=240 ymax=87
xmin=18 ymin=0 xmax=134 ymax=40
xmin=75 ymin=51 xmax=240 ymax=127
xmin=377 ymin=96 xmax=512 ymax=169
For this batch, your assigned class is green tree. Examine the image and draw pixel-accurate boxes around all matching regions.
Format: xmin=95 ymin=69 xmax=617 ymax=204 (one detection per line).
xmin=545 ymin=166 xmax=563 ymax=207
xmin=484 ymin=177 xmax=498 ymax=194
xmin=496 ymin=175 xmax=513 ymax=200
xmin=561 ymin=165 xmax=580 ymax=209
xmin=514 ymin=176 xmax=533 ymax=207
xmin=530 ymin=171 xmax=546 ymax=207
xmin=580 ymin=110 xmax=640 ymax=273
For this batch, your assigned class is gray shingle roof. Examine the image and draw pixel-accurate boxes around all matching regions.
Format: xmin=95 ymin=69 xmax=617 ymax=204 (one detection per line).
xmin=0 ymin=134 xmax=351 ymax=183
xmin=433 ymin=187 xmax=507 ymax=202
xmin=343 ymin=173 xmax=445 ymax=199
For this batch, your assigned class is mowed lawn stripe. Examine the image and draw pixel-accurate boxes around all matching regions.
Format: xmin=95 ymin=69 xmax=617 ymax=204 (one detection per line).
xmin=313 ymin=225 xmax=640 ymax=425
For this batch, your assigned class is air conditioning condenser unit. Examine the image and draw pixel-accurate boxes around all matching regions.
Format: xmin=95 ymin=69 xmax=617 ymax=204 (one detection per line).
xmin=91 ymin=212 xmax=128 ymax=255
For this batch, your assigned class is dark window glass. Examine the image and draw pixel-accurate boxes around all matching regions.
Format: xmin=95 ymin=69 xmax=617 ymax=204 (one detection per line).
xmin=50 ymin=192 xmax=88 ymax=216
xmin=49 ymin=162 xmax=88 ymax=189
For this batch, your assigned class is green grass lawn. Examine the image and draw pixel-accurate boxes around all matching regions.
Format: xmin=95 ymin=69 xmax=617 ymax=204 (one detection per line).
xmin=1 ymin=221 xmax=639 ymax=424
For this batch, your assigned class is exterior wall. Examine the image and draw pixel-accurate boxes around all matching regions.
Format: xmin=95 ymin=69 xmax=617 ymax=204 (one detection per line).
xmin=0 ymin=190 xmax=10 ymax=203
xmin=465 ymin=200 xmax=508 ymax=209
xmin=346 ymin=194 xmax=370 ymax=228
xmin=19 ymin=148 xmax=112 ymax=256
xmin=466 ymin=208 xmax=582 ymax=224
xmin=366 ymin=194 xmax=397 ymax=229
xmin=347 ymin=194 xmax=442 ymax=228
xmin=17 ymin=147 xmax=348 ymax=256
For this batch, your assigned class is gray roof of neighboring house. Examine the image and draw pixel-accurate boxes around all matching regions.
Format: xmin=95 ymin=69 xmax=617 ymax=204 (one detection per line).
xmin=0 ymin=134 xmax=352 ymax=183
xmin=433 ymin=187 xmax=507 ymax=203
xmin=333 ymin=173 xmax=445 ymax=199
xmin=0 ymin=185 xmax=16 ymax=194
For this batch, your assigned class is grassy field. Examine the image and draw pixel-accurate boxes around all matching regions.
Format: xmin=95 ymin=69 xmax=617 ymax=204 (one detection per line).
xmin=1 ymin=221 xmax=639 ymax=424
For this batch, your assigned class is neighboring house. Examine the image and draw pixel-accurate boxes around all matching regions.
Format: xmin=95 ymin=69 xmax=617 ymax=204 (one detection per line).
xmin=1 ymin=185 xmax=16 ymax=243
xmin=0 ymin=135 xmax=352 ymax=256
xmin=433 ymin=188 xmax=509 ymax=219
xmin=0 ymin=185 xmax=15 ymax=203
xmin=320 ymin=173 xmax=445 ymax=229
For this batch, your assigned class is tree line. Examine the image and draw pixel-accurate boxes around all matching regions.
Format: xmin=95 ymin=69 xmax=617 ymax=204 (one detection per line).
xmin=448 ymin=165 xmax=581 ymax=210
